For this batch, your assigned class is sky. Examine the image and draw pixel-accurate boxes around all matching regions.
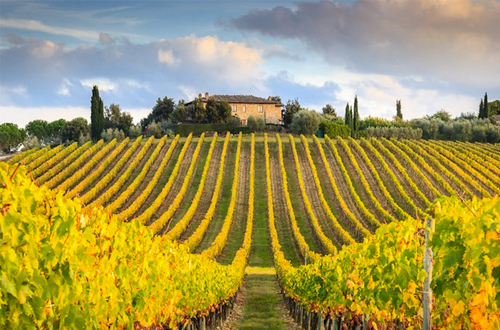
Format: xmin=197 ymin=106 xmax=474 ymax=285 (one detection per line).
xmin=1 ymin=0 xmax=499 ymax=127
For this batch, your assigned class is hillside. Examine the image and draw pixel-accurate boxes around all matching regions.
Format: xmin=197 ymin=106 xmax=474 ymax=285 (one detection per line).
xmin=3 ymin=133 xmax=500 ymax=329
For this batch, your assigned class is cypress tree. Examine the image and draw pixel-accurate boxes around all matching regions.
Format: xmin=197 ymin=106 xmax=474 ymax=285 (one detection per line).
xmin=353 ymin=95 xmax=359 ymax=134
xmin=90 ymin=85 xmax=104 ymax=142
xmin=344 ymin=102 xmax=352 ymax=129
xmin=350 ymin=105 xmax=354 ymax=134
xmin=396 ymin=100 xmax=403 ymax=120
xmin=479 ymin=99 xmax=484 ymax=119
xmin=484 ymin=92 xmax=489 ymax=118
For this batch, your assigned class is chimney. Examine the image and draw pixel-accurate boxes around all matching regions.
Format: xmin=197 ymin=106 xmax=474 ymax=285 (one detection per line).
xmin=198 ymin=93 xmax=202 ymax=99
xmin=205 ymin=92 xmax=209 ymax=99
xmin=268 ymin=96 xmax=272 ymax=101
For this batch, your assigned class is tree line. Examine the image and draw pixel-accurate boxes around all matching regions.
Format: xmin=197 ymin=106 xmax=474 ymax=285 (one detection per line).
xmin=2 ymin=87 xmax=500 ymax=154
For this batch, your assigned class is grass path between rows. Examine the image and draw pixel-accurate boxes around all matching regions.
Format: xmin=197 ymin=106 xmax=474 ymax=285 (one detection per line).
xmin=221 ymin=141 xmax=300 ymax=330
xmin=223 ymin=268 xmax=300 ymax=330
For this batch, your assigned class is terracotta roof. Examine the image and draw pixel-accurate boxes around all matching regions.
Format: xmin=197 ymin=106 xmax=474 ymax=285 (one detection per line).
xmin=186 ymin=94 xmax=283 ymax=106
xmin=210 ymin=94 xmax=279 ymax=104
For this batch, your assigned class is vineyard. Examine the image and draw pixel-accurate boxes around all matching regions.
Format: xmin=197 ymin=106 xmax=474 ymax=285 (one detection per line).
xmin=1 ymin=134 xmax=500 ymax=329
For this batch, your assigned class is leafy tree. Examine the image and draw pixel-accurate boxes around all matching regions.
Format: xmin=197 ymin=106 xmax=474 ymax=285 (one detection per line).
xmin=217 ymin=100 xmax=232 ymax=123
xmin=61 ymin=117 xmax=90 ymax=143
xmin=488 ymin=100 xmax=500 ymax=116
xmin=205 ymin=98 xmax=232 ymax=123
xmin=322 ymin=104 xmax=336 ymax=117
xmin=359 ymin=116 xmax=394 ymax=130
xmin=458 ymin=112 xmax=477 ymax=120
xmin=104 ymin=104 xmax=133 ymax=136
xmin=187 ymin=98 xmax=206 ymax=123
xmin=290 ymin=109 xmax=322 ymax=135
xmin=283 ymin=98 xmax=301 ymax=128
xmin=205 ymin=98 xmax=219 ymax=123
xmin=247 ymin=115 xmax=266 ymax=131
xmin=47 ymin=119 xmax=67 ymax=144
xmin=396 ymin=100 xmax=403 ymax=120
xmin=172 ymin=100 xmax=188 ymax=123
xmin=90 ymin=85 xmax=104 ymax=142
xmin=128 ymin=124 xmax=143 ymax=139
xmin=146 ymin=122 xmax=164 ymax=138
xmin=270 ymin=95 xmax=282 ymax=103
xmin=142 ymin=96 xmax=175 ymax=128
xmin=25 ymin=120 xmax=49 ymax=141
xmin=101 ymin=128 xmax=125 ymax=142
xmin=0 ymin=123 xmax=26 ymax=153
xmin=428 ymin=110 xmax=452 ymax=122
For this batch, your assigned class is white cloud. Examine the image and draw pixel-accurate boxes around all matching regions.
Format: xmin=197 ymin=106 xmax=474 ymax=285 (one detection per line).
xmin=158 ymin=49 xmax=177 ymax=66
xmin=0 ymin=18 xmax=98 ymax=41
xmin=80 ymin=78 xmax=116 ymax=92
xmin=0 ymin=105 xmax=151 ymax=127
xmin=58 ymin=85 xmax=70 ymax=96
xmin=0 ymin=105 xmax=89 ymax=127
xmin=332 ymin=75 xmax=479 ymax=120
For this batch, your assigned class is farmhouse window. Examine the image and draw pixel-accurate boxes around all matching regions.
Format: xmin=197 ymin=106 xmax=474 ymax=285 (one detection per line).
xmin=258 ymin=105 xmax=263 ymax=113
xmin=243 ymin=105 xmax=246 ymax=113
xmin=232 ymin=105 xmax=237 ymax=112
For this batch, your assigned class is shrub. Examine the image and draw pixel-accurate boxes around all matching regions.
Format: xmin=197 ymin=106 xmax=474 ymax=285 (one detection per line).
xmin=247 ymin=116 xmax=266 ymax=132
xmin=290 ymin=109 xmax=322 ymax=135
xmin=319 ymin=121 xmax=351 ymax=138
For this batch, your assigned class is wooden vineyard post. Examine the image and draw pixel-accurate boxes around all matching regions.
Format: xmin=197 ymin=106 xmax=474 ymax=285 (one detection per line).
xmin=423 ymin=218 xmax=434 ymax=330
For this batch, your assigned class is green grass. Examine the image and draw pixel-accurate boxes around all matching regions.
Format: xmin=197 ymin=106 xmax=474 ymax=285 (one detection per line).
xmin=280 ymin=140 xmax=324 ymax=255
xmin=194 ymin=141 xmax=236 ymax=252
xmin=218 ymin=142 xmax=251 ymax=265
xmin=164 ymin=139 xmax=212 ymax=227
xmin=248 ymin=141 xmax=274 ymax=268
xmin=233 ymin=274 xmax=293 ymax=330
xmin=267 ymin=141 xmax=302 ymax=267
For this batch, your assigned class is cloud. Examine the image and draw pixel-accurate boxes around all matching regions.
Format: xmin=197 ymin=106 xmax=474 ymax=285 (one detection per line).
xmin=0 ymin=34 xmax=265 ymax=126
xmin=80 ymin=78 xmax=116 ymax=92
xmin=0 ymin=105 xmax=90 ymax=127
xmin=0 ymin=18 xmax=98 ymax=41
xmin=0 ymin=105 xmax=151 ymax=128
xmin=332 ymin=74 xmax=479 ymax=120
xmin=99 ymin=32 xmax=115 ymax=46
xmin=155 ymin=35 xmax=262 ymax=84
xmin=158 ymin=49 xmax=177 ymax=66
xmin=263 ymin=71 xmax=340 ymax=111
xmin=230 ymin=0 xmax=500 ymax=88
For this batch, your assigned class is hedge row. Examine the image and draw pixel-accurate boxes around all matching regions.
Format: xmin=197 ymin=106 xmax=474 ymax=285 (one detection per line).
xmin=174 ymin=123 xmax=253 ymax=136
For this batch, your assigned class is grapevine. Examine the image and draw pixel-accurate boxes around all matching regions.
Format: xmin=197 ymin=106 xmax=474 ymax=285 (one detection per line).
xmin=302 ymin=135 xmax=371 ymax=239
xmin=31 ymin=142 xmax=77 ymax=178
xmin=286 ymin=134 xmax=339 ymax=253
xmin=201 ymin=132 xmax=242 ymax=259
xmin=79 ymin=136 xmax=143 ymax=205
xmin=181 ymin=133 xmax=230 ymax=252
xmin=324 ymin=135 xmax=394 ymax=223
xmin=66 ymin=138 xmax=130 ymax=198
xmin=133 ymin=134 xmax=197 ymax=224
xmin=101 ymin=135 xmax=169 ymax=212
xmin=35 ymin=141 xmax=92 ymax=185
xmin=274 ymin=134 xmax=321 ymax=262
xmin=45 ymin=140 xmax=104 ymax=189
xmin=161 ymin=133 xmax=224 ymax=238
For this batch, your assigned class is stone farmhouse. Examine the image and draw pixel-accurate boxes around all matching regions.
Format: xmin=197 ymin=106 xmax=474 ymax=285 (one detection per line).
xmin=187 ymin=92 xmax=283 ymax=126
